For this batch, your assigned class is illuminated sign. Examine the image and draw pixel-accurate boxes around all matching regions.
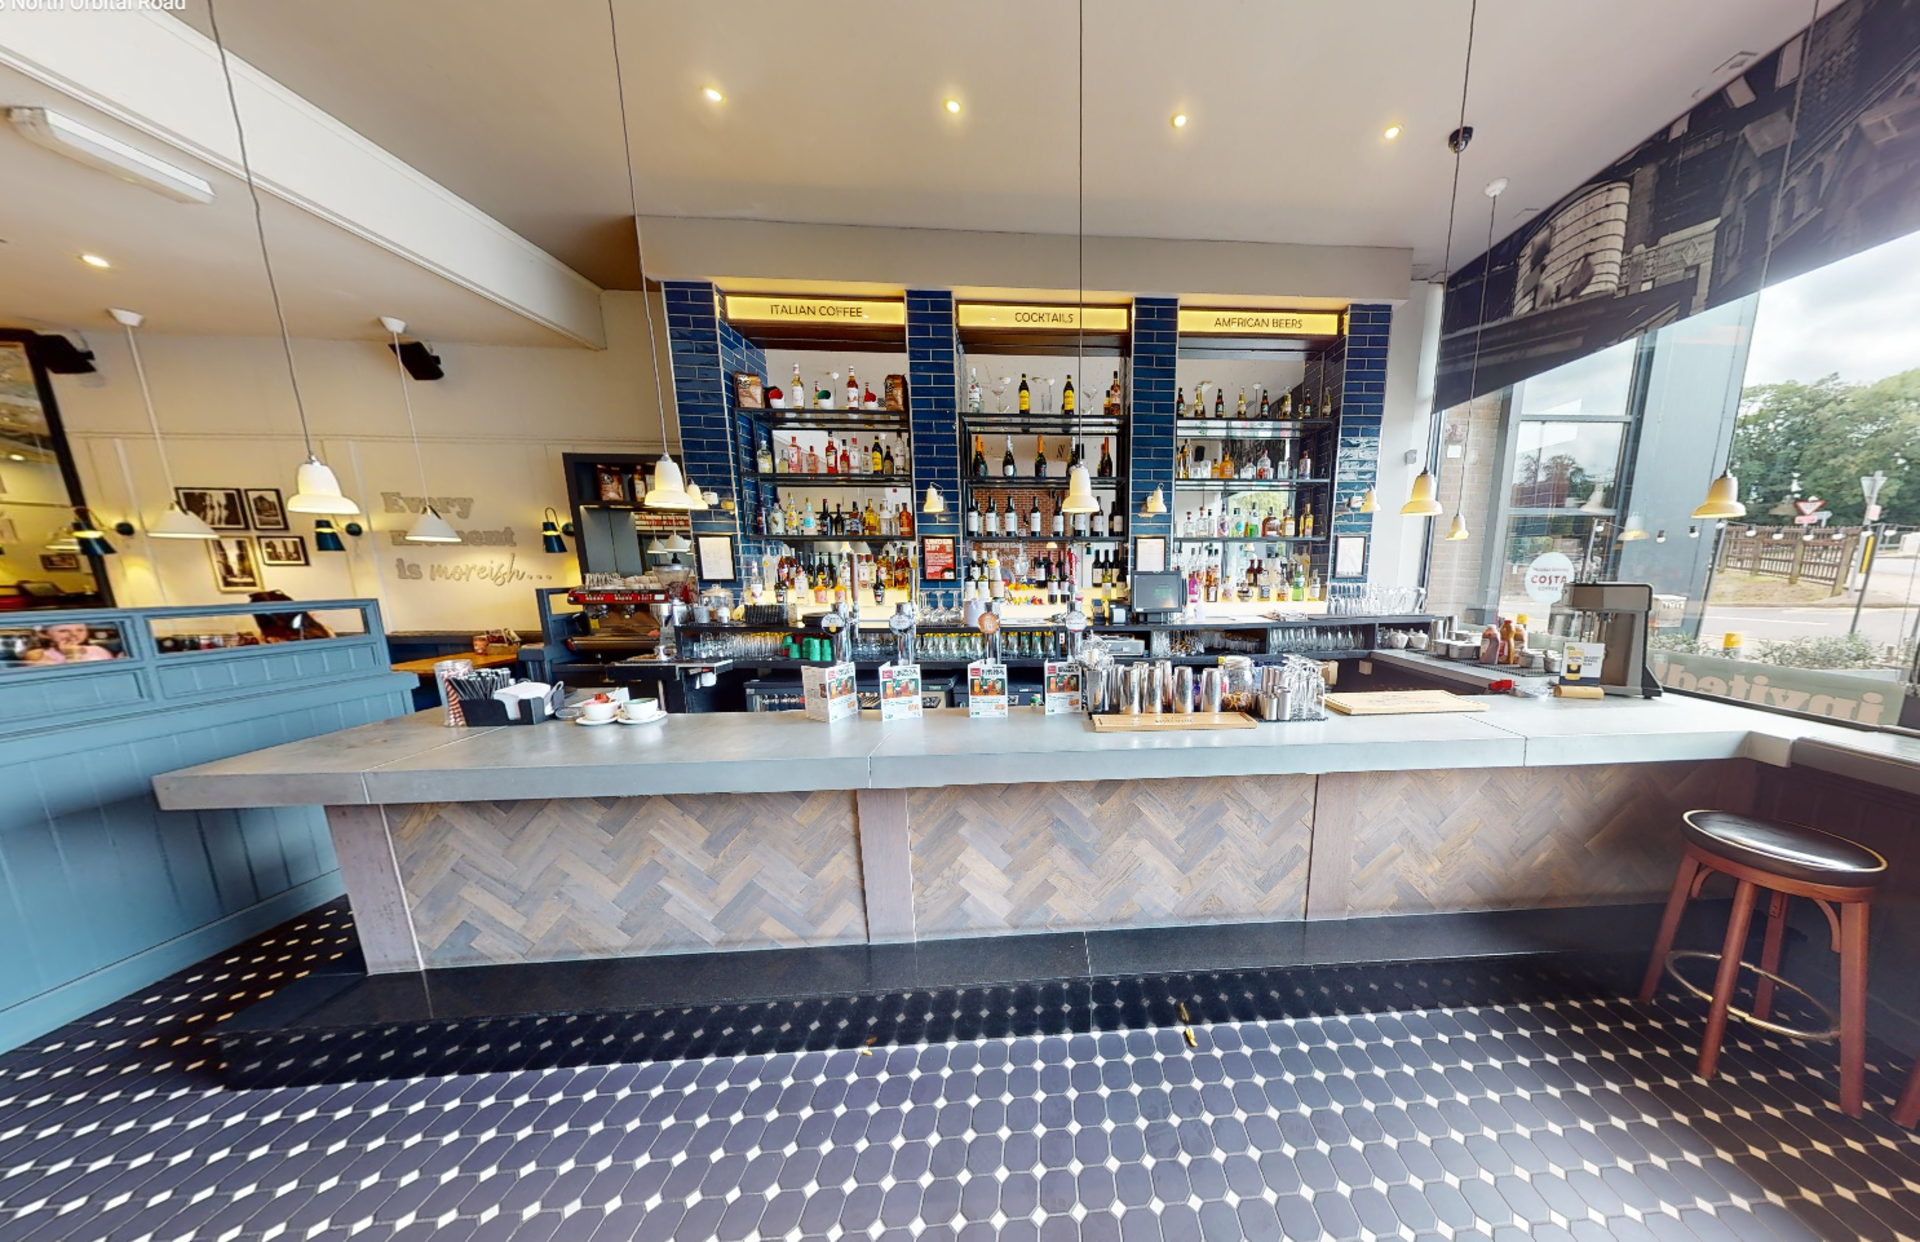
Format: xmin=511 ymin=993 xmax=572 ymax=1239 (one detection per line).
xmin=724 ymin=295 xmax=907 ymax=325
xmin=957 ymin=303 xmax=1130 ymax=332
xmin=1177 ymin=308 xmax=1344 ymax=336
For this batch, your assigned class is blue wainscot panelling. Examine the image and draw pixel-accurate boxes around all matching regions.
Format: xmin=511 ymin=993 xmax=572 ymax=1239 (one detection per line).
xmin=0 ymin=599 xmax=413 ymax=1051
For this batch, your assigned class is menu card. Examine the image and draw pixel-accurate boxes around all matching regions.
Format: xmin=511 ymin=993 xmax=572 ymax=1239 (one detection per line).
xmin=1561 ymin=642 xmax=1607 ymax=686
xmin=878 ymin=662 xmax=923 ymax=720
xmin=803 ymin=662 xmax=859 ymax=722
xmin=967 ymin=660 xmax=1008 ymax=718
xmin=1043 ymin=661 xmax=1082 ymax=715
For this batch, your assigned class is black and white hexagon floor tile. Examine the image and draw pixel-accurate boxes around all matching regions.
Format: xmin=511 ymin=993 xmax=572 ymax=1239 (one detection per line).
xmin=2 ymin=901 xmax=1918 ymax=1242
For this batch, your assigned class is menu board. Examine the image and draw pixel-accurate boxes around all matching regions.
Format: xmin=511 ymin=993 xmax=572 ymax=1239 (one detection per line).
xmin=1044 ymin=661 xmax=1082 ymax=715
xmin=922 ymin=536 xmax=956 ymax=582
xmin=1561 ymin=642 xmax=1606 ymax=686
xmin=803 ymin=662 xmax=859 ymax=722
xmin=878 ymin=662 xmax=923 ymax=720
xmin=967 ymin=660 xmax=1008 ymax=718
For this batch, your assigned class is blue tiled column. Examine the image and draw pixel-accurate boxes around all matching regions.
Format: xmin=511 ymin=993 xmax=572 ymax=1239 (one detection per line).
xmin=1129 ymin=298 xmax=1178 ymax=541
xmin=663 ymin=281 xmax=747 ymax=565
xmin=906 ymin=290 xmax=960 ymax=582
xmin=719 ymin=319 xmax=768 ymax=565
xmin=1331 ymin=303 xmax=1391 ymax=567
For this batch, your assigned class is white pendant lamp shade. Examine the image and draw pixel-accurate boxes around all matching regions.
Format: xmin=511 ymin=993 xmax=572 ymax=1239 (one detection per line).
xmin=1061 ymin=464 xmax=1100 ymax=514
xmin=287 ymin=457 xmax=360 ymax=515
xmin=406 ymin=506 xmax=462 ymax=543
xmin=643 ymin=454 xmax=699 ymax=510
xmin=1617 ymin=513 xmax=1651 ymax=542
xmin=1692 ymin=472 xmax=1747 ymax=520
xmin=1143 ymin=486 xmax=1167 ymax=515
xmin=1445 ymin=511 xmax=1471 ymax=541
xmin=1401 ymin=470 xmax=1443 ymax=516
xmin=921 ymin=484 xmax=946 ymax=515
xmin=149 ymin=503 xmax=218 ymax=540
xmin=664 ymin=533 xmax=692 ymax=553
xmin=1356 ymin=487 xmax=1378 ymax=514
xmin=1579 ymin=485 xmax=1608 ymax=515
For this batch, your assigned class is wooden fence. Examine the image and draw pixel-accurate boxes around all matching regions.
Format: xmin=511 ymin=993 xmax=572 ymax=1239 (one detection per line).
xmin=1716 ymin=526 xmax=1861 ymax=594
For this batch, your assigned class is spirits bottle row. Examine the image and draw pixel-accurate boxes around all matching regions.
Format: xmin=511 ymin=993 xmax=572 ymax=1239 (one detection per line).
xmin=771 ymin=547 xmax=916 ymax=607
xmin=760 ymin=431 xmax=911 ymax=476
xmin=1179 ymin=500 xmax=1316 ymax=540
xmin=966 ymin=369 xmax=1124 ymax=416
xmin=1181 ymin=549 xmax=1324 ymax=604
xmin=966 ymin=493 xmax=1126 ymax=538
xmin=1175 ymin=384 xmax=1334 ymax=420
xmin=956 ymin=548 xmax=1128 ymax=607
xmin=763 ymin=364 xmax=899 ymax=412
xmin=970 ymin=434 xmax=1114 ymax=478
xmin=1176 ymin=440 xmax=1314 ymax=481
xmin=759 ymin=497 xmax=916 ymax=538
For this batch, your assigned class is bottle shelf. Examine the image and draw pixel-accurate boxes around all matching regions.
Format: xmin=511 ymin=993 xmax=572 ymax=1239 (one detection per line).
xmin=963 ymin=476 xmax=1120 ymax=489
xmin=752 ymin=410 xmax=911 ymax=433
xmin=1171 ymin=536 xmax=1329 ymax=544
xmin=1175 ymin=418 xmax=1332 ymax=438
xmin=963 ymin=413 xmax=1126 ymax=434
xmin=753 ymin=473 xmax=912 ymax=488
xmin=1172 ymin=477 xmax=1331 ymax=490
xmin=759 ymin=534 xmax=916 ymax=544
xmin=961 ymin=534 xmax=1127 ymax=545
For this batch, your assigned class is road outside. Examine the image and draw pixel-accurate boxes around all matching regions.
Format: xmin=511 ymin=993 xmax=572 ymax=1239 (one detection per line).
xmin=1697 ymin=546 xmax=1920 ymax=660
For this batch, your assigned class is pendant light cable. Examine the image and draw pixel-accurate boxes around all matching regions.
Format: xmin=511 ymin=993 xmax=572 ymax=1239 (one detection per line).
xmin=607 ymin=0 xmax=674 ymax=468
xmin=388 ymin=325 xmax=432 ymax=499
xmin=1456 ymin=184 xmax=1500 ymax=496
xmin=207 ymin=1 xmax=314 ymax=459
xmin=1076 ymin=0 xmax=1085 ymax=462
xmin=121 ymin=320 xmax=174 ymax=496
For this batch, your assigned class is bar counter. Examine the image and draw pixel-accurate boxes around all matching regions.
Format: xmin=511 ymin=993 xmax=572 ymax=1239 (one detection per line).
xmin=154 ymin=690 xmax=1915 ymax=977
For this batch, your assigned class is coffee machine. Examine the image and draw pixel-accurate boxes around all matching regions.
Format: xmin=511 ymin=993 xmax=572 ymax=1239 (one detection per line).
xmin=1563 ymin=582 xmax=1659 ymax=697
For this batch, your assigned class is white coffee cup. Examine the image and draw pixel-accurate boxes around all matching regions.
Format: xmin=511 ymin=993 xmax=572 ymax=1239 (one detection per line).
xmin=621 ymin=698 xmax=658 ymax=720
xmin=581 ymin=695 xmax=618 ymax=722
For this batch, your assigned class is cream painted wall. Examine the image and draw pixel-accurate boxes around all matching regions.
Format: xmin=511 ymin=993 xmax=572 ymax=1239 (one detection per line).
xmin=48 ymin=291 xmax=670 ymax=633
xmin=1369 ymin=281 xmax=1442 ymax=591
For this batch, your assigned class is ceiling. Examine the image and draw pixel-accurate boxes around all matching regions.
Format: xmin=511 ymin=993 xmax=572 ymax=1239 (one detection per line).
xmin=0 ymin=61 xmax=594 ymax=345
xmin=175 ymin=0 xmax=1824 ymax=290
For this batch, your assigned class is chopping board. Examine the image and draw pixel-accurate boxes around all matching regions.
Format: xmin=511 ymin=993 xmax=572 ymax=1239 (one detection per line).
xmin=1324 ymin=690 xmax=1488 ymax=716
xmin=1090 ymin=712 xmax=1257 ymax=731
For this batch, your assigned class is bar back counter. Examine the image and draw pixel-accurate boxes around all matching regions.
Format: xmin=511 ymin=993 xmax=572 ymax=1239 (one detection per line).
xmin=0 ymin=600 xmax=412 ymax=1048
xmin=153 ymin=676 xmax=1920 ymax=1089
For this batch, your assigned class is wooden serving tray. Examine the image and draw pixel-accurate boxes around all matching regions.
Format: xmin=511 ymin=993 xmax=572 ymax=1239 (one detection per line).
xmin=1324 ymin=690 xmax=1488 ymax=716
xmin=1089 ymin=711 xmax=1257 ymax=731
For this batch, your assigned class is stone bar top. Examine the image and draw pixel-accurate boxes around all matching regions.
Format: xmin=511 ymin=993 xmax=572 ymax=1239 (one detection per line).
xmin=152 ymin=691 xmax=1915 ymax=811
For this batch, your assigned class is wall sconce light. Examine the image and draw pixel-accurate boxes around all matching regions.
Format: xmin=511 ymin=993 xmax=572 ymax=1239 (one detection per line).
xmin=541 ymin=508 xmax=568 ymax=554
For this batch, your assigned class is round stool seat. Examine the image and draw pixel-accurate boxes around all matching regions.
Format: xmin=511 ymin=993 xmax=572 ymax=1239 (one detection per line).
xmin=1682 ymin=810 xmax=1886 ymax=887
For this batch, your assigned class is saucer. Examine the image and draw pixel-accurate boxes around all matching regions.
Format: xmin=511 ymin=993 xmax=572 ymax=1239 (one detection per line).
xmin=617 ymin=709 xmax=666 ymax=725
xmin=574 ymin=715 xmax=621 ymax=727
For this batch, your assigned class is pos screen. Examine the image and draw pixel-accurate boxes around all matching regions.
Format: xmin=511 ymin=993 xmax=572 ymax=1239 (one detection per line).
xmin=1130 ymin=572 xmax=1184 ymax=613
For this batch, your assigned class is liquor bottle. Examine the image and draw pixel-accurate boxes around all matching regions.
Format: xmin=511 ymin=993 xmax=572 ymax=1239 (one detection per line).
xmin=882 ymin=439 xmax=896 ymax=475
xmin=847 ymin=369 xmax=860 ymax=411
xmin=786 ymin=436 xmax=802 ymax=473
xmin=968 ymin=367 xmax=982 ymax=414
xmin=1061 ymin=374 xmax=1074 ymax=414
xmin=967 ymin=497 xmax=981 ymax=535
xmin=1214 ymin=388 xmax=1226 ymax=417
xmin=1109 ymin=498 xmax=1124 ymax=537
xmin=873 ymin=562 xmax=886 ymax=606
xmin=1029 ymin=497 xmax=1044 ymax=536
xmin=824 ymin=438 xmax=839 ymax=474
xmin=972 ymin=434 xmax=988 ymax=477
xmin=791 ymin=363 xmax=805 ymax=409
xmin=1283 ymin=503 xmax=1297 ymax=539
xmin=1034 ymin=435 xmax=1047 ymax=478
xmin=1108 ymin=370 xmax=1123 ymax=416
xmin=1176 ymin=387 xmax=1186 ymax=417
xmin=1262 ymin=507 xmax=1279 ymax=538
xmin=1097 ymin=437 xmax=1114 ymax=478
xmin=870 ymin=437 xmax=883 ymax=474
xmin=1301 ymin=504 xmax=1314 ymax=538
xmin=834 ymin=502 xmax=848 ymax=535
xmin=1236 ymin=389 xmax=1247 ymax=418
xmin=805 ymin=441 xmax=820 ymax=474
xmin=1051 ymin=500 xmax=1065 ymax=537
xmin=1002 ymin=436 xmax=1016 ymax=478
xmin=756 ymin=433 xmax=774 ymax=475
xmin=1177 ymin=444 xmax=1190 ymax=479
xmin=839 ymin=440 xmax=853 ymax=474
xmin=1298 ymin=447 xmax=1313 ymax=479
xmin=899 ymin=502 xmax=913 ymax=538
xmin=1019 ymin=374 xmax=1031 ymax=413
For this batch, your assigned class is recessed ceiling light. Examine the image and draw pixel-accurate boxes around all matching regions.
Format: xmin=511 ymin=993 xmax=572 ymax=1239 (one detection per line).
xmin=944 ymin=98 xmax=962 ymax=115
xmin=79 ymin=253 xmax=111 ymax=268
xmin=1382 ymin=124 xmax=1403 ymax=140
xmin=702 ymin=86 xmax=724 ymax=103
xmin=1171 ymin=113 xmax=1188 ymax=129
xmin=7 ymin=453 xmax=23 ymax=462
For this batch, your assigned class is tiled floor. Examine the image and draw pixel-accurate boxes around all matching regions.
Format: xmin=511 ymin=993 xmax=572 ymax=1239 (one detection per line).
xmin=2 ymin=903 xmax=1919 ymax=1242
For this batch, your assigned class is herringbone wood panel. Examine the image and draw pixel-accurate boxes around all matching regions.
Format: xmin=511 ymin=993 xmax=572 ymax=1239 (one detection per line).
xmin=389 ymin=793 xmax=866 ymax=967
xmin=1342 ymin=761 xmax=1753 ymax=916
xmin=908 ymin=776 xmax=1314 ymax=937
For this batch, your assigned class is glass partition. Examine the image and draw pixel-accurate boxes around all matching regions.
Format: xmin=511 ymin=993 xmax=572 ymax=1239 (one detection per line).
xmin=0 ymin=334 xmax=108 ymax=610
xmin=0 ymin=620 xmax=127 ymax=668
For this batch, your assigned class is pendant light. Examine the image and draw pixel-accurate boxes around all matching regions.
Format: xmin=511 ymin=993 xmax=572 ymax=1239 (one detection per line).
xmin=1406 ymin=0 xmax=1480 ymax=518
xmin=379 ymin=317 xmax=461 ymax=543
xmin=921 ymin=484 xmax=947 ymax=515
xmin=313 ymin=518 xmax=346 ymax=553
xmin=541 ymin=507 xmax=568 ymax=554
xmin=607 ymin=1 xmax=701 ymax=513
xmin=1060 ymin=0 xmax=1099 ymax=517
xmin=1143 ymin=486 xmax=1167 ymax=516
xmin=1617 ymin=513 xmax=1651 ymax=541
xmin=1439 ymin=176 xmax=1506 ymax=545
xmin=1354 ymin=487 xmax=1378 ymax=514
xmin=111 ymin=309 xmax=218 ymax=540
xmin=208 ymin=2 xmax=358 ymax=518
xmin=1579 ymin=484 xmax=1608 ymax=514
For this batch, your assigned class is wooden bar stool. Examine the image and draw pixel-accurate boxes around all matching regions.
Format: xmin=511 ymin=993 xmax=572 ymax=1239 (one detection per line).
xmin=1640 ymin=809 xmax=1887 ymax=1117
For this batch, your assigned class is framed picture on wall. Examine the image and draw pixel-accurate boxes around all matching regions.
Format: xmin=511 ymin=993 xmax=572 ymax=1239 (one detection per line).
xmin=695 ymin=535 xmax=736 ymax=581
xmin=40 ymin=553 xmax=79 ymax=572
xmin=258 ymin=535 xmax=309 ymax=567
xmin=176 ymin=487 xmax=248 ymax=531
xmin=244 ymin=488 xmax=289 ymax=531
xmin=594 ymin=465 xmax=629 ymax=504
xmin=1133 ymin=536 xmax=1166 ymax=574
xmin=1333 ymin=534 xmax=1369 ymax=580
xmin=208 ymin=536 xmax=264 ymax=592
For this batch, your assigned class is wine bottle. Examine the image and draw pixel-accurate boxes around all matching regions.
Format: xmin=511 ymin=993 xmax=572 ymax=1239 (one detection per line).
xmin=1051 ymin=501 xmax=1065 ymax=538
xmin=967 ymin=497 xmax=982 ymax=536
xmin=1002 ymin=436 xmax=1016 ymax=478
xmin=1097 ymin=437 xmax=1114 ymax=478
xmin=1034 ymin=435 xmax=1047 ymax=478
xmin=1108 ymin=370 xmax=1123 ymax=416
xmin=972 ymin=434 xmax=988 ymax=477
xmin=1091 ymin=502 xmax=1107 ymax=538
xmin=984 ymin=496 xmax=998 ymax=536
xmin=1019 ymin=374 xmax=1031 ymax=413
xmin=1109 ymin=499 xmax=1124 ymax=537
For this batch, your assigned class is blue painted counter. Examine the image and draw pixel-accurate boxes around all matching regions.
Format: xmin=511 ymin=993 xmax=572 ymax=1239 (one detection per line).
xmin=0 ymin=599 xmax=413 ymax=1050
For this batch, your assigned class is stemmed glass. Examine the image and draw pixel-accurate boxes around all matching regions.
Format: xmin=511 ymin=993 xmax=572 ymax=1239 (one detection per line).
xmin=991 ymin=378 xmax=1010 ymax=413
xmin=1043 ymin=377 xmax=1055 ymax=415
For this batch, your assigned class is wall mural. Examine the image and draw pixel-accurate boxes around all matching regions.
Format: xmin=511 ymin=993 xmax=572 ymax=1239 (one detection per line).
xmin=1437 ymin=0 xmax=1920 ymax=409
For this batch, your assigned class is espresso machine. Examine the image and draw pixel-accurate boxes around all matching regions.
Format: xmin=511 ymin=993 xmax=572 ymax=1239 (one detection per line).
xmin=1562 ymin=582 xmax=1660 ymax=697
